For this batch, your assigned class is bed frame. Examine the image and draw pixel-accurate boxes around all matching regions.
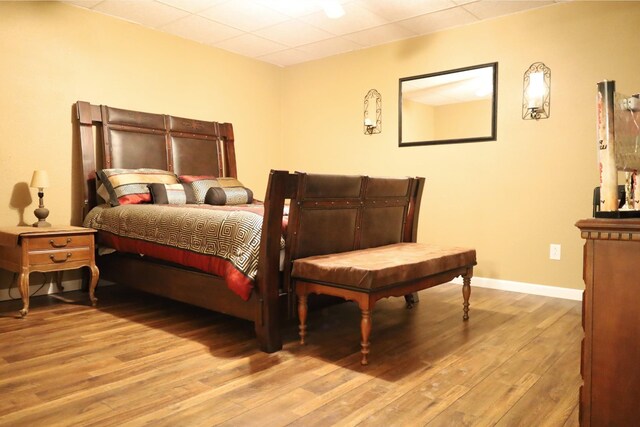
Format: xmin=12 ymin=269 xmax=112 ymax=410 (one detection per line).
xmin=74 ymin=101 xmax=295 ymax=352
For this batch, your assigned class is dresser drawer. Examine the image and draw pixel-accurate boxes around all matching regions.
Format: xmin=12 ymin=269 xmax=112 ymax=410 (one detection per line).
xmin=28 ymin=247 xmax=92 ymax=266
xmin=27 ymin=234 xmax=93 ymax=251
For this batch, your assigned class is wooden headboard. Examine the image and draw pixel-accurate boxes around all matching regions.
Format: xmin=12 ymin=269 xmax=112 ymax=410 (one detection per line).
xmin=75 ymin=101 xmax=237 ymax=218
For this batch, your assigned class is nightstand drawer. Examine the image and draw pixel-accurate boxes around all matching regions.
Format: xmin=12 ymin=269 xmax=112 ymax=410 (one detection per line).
xmin=27 ymin=234 xmax=93 ymax=251
xmin=29 ymin=247 xmax=92 ymax=266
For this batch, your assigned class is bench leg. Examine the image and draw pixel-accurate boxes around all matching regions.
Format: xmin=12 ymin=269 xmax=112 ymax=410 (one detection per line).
xmin=404 ymin=292 xmax=419 ymax=309
xmin=360 ymin=308 xmax=372 ymax=365
xmin=298 ymin=293 xmax=308 ymax=345
xmin=462 ymin=274 xmax=471 ymax=321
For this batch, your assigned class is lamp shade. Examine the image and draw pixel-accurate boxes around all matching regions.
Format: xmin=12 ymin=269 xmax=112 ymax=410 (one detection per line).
xmin=30 ymin=170 xmax=50 ymax=189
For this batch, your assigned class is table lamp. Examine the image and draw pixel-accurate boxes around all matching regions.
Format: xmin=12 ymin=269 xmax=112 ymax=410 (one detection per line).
xmin=30 ymin=170 xmax=50 ymax=227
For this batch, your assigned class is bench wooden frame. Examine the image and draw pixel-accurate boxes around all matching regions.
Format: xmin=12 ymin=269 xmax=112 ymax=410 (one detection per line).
xmin=295 ymin=263 xmax=473 ymax=365
xmin=285 ymin=172 xmax=476 ymax=365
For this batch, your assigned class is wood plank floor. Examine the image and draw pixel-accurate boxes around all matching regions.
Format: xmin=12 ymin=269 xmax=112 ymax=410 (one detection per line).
xmin=0 ymin=283 xmax=582 ymax=426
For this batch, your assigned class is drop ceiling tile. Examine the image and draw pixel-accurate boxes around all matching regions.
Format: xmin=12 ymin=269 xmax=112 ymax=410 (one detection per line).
xmin=156 ymin=0 xmax=226 ymax=14
xmin=161 ymin=14 xmax=243 ymax=44
xmin=462 ymin=1 xmax=554 ymax=20
xmin=213 ymin=33 xmax=288 ymax=58
xmin=252 ymin=0 xmax=323 ymax=18
xmin=355 ymin=0 xmax=457 ymax=21
xmin=93 ymin=0 xmax=189 ymax=28
xmin=254 ymin=20 xmax=334 ymax=47
xmin=297 ymin=36 xmax=363 ymax=58
xmin=398 ymin=7 xmax=478 ymax=35
xmin=199 ymin=0 xmax=290 ymax=32
xmin=342 ymin=23 xmax=417 ymax=47
xmin=257 ymin=48 xmax=318 ymax=67
xmin=300 ymin=2 xmax=388 ymax=36
xmin=64 ymin=0 xmax=103 ymax=7
xmin=62 ymin=0 xmax=567 ymax=67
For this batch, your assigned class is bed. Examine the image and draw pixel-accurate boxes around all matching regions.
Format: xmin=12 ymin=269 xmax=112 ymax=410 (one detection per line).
xmin=75 ymin=101 xmax=295 ymax=352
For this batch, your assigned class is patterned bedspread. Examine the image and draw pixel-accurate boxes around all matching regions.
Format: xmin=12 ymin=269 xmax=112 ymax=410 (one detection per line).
xmin=83 ymin=203 xmax=284 ymax=300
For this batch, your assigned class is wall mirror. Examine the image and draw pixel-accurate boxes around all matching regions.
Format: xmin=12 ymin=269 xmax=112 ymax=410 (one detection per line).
xmin=399 ymin=62 xmax=498 ymax=146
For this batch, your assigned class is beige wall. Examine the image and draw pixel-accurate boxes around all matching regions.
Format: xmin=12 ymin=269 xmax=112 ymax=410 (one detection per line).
xmin=2 ymin=1 xmax=639 ymax=295
xmin=0 ymin=2 xmax=283 ymax=292
xmin=433 ymin=99 xmax=493 ymax=140
xmin=402 ymin=98 xmax=492 ymax=142
xmin=401 ymin=99 xmax=435 ymax=142
xmin=280 ymin=1 xmax=640 ymax=290
xmin=0 ymin=1 xmax=284 ymax=228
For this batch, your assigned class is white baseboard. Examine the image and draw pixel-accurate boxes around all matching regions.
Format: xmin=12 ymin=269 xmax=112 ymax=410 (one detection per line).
xmin=2 ymin=275 xmax=581 ymax=303
xmin=0 ymin=278 xmax=84 ymax=302
xmin=450 ymin=276 xmax=582 ymax=301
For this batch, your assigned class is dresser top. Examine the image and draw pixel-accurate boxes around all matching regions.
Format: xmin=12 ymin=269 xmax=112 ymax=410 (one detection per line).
xmin=577 ymin=218 xmax=640 ymax=241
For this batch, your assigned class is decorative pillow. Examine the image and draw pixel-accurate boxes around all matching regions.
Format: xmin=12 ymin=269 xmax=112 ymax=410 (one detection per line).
xmin=205 ymin=186 xmax=254 ymax=205
xmin=179 ymin=175 xmax=245 ymax=204
xmin=148 ymin=183 xmax=196 ymax=205
xmin=96 ymin=184 xmax=110 ymax=204
xmin=97 ymin=168 xmax=179 ymax=206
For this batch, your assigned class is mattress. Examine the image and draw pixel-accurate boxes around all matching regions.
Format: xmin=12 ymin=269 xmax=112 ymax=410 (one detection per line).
xmin=83 ymin=203 xmax=286 ymax=300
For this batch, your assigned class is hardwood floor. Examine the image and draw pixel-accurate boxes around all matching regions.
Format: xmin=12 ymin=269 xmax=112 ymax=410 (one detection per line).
xmin=0 ymin=283 xmax=581 ymax=426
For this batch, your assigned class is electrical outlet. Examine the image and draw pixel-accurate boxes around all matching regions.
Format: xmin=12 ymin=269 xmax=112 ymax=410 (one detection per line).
xmin=549 ymin=244 xmax=561 ymax=260
xmin=622 ymin=96 xmax=640 ymax=112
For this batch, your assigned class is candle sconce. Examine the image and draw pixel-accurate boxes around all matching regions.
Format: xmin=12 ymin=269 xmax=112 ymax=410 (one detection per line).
xmin=522 ymin=62 xmax=550 ymax=120
xmin=363 ymin=89 xmax=382 ymax=134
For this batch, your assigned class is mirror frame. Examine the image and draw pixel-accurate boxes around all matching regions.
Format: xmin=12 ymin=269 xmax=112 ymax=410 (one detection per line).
xmin=399 ymin=62 xmax=498 ymax=147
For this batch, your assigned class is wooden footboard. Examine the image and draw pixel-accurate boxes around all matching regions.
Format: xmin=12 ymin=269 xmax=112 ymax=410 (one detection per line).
xmin=255 ymin=170 xmax=297 ymax=352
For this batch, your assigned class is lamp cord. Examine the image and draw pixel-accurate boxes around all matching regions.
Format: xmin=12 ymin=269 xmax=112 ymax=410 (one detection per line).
xmin=628 ymin=106 xmax=640 ymax=153
xmin=8 ymin=272 xmax=51 ymax=300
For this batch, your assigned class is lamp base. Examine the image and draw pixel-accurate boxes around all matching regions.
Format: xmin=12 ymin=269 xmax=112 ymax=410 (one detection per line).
xmin=33 ymin=206 xmax=50 ymax=228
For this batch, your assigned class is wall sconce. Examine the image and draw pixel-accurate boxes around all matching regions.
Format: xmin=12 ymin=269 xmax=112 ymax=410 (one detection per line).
xmin=522 ymin=62 xmax=550 ymax=120
xmin=363 ymin=89 xmax=382 ymax=135
xmin=30 ymin=170 xmax=51 ymax=227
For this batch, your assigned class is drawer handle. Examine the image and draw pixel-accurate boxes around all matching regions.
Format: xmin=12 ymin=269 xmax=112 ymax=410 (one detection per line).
xmin=50 ymin=253 xmax=72 ymax=263
xmin=50 ymin=238 xmax=72 ymax=248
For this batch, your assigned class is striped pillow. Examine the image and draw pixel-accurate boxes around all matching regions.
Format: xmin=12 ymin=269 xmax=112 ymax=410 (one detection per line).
xmin=97 ymin=168 xmax=179 ymax=206
xmin=148 ymin=183 xmax=196 ymax=205
xmin=205 ymin=187 xmax=254 ymax=205
xmin=179 ymin=175 xmax=245 ymax=204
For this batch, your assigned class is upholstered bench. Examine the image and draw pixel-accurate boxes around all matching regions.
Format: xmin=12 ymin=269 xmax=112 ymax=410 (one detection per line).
xmin=292 ymin=242 xmax=476 ymax=365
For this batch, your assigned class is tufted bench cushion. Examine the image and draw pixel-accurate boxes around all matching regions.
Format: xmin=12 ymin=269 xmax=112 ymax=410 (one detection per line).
xmin=292 ymin=242 xmax=476 ymax=291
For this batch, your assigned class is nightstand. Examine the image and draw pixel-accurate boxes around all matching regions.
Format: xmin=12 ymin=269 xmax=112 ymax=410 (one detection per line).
xmin=0 ymin=225 xmax=99 ymax=317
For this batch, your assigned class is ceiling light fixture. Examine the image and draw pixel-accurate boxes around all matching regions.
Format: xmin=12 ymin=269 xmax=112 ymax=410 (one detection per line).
xmin=321 ymin=0 xmax=345 ymax=19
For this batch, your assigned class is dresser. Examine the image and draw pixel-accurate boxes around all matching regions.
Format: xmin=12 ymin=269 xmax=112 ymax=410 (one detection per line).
xmin=0 ymin=225 xmax=99 ymax=317
xmin=576 ymin=219 xmax=640 ymax=426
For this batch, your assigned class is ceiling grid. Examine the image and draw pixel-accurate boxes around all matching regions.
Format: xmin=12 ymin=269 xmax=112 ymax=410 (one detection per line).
xmin=63 ymin=0 xmax=565 ymax=66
